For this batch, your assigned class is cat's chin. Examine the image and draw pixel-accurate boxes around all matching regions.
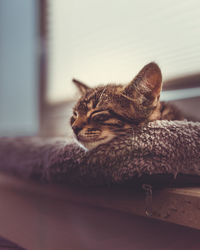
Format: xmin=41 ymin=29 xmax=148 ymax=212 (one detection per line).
xmin=78 ymin=135 xmax=115 ymax=150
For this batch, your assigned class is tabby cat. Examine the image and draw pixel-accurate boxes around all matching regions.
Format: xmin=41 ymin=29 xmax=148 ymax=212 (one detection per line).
xmin=70 ymin=62 xmax=183 ymax=150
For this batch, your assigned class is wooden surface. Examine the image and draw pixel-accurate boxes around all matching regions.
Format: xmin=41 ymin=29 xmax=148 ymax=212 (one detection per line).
xmin=0 ymin=173 xmax=200 ymax=250
xmin=0 ymin=236 xmax=25 ymax=249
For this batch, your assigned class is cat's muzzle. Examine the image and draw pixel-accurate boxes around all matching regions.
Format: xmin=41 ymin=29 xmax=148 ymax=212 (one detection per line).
xmin=76 ymin=128 xmax=102 ymax=142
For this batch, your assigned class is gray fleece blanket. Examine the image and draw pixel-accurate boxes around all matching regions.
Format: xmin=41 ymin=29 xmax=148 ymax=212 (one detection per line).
xmin=0 ymin=120 xmax=200 ymax=188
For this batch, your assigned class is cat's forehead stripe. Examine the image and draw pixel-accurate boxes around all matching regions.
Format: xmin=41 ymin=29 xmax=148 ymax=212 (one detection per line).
xmin=77 ymin=96 xmax=96 ymax=114
xmin=84 ymin=89 xmax=104 ymax=110
xmin=86 ymin=109 xmax=95 ymax=118
xmin=77 ymin=100 xmax=88 ymax=113
xmin=86 ymin=100 xmax=93 ymax=109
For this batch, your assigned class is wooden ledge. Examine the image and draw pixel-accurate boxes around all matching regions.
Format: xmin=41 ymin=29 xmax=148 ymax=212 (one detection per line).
xmin=0 ymin=173 xmax=200 ymax=249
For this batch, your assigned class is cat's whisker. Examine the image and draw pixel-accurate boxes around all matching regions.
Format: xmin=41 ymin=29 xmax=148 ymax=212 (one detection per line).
xmin=98 ymin=87 xmax=107 ymax=102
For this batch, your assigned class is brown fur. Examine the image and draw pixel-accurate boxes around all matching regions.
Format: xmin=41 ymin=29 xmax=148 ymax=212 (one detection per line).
xmin=71 ymin=62 xmax=184 ymax=149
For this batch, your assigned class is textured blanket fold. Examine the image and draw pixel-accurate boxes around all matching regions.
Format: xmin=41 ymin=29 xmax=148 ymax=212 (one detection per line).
xmin=0 ymin=120 xmax=200 ymax=187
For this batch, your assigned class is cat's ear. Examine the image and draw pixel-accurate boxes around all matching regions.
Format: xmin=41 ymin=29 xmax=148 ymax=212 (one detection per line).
xmin=72 ymin=78 xmax=90 ymax=95
xmin=123 ymin=62 xmax=162 ymax=101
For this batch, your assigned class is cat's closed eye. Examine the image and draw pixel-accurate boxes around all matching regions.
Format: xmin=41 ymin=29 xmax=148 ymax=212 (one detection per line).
xmin=91 ymin=112 xmax=110 ymax=122
xmin=73 ymin=111 xmax=78 ymax=117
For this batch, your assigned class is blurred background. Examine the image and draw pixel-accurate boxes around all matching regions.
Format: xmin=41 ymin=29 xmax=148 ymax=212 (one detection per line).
xmin=0 ymin=0 xmax=200 ymax=137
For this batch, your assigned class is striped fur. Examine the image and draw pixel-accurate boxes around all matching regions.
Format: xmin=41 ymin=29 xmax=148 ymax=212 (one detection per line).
xmin=71 ymin=62 xmax=184 ymax=149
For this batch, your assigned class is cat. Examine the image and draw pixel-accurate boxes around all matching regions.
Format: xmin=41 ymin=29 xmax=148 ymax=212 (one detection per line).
xmin=70 ymin=62 xmax=184 ymax=150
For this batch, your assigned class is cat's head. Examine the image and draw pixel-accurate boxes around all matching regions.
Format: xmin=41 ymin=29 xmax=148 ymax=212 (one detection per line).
xmin=71 ymin=62 xmax=162 ymax=149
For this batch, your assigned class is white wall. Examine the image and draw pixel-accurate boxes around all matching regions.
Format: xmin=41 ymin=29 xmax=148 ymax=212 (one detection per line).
xmin=0 ymin=0 xmax=39 ymax=136
xmin=48 ymin=0 xmax=200 ymax=103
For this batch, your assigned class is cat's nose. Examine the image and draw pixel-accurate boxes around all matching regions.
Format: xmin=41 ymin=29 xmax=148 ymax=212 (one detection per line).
xmin=72 ymin=125 xmax=82 ymax=135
